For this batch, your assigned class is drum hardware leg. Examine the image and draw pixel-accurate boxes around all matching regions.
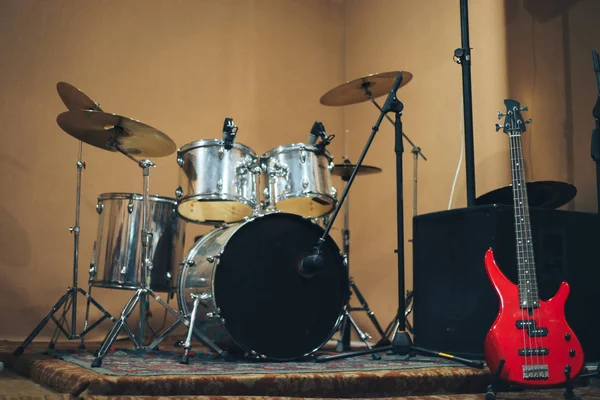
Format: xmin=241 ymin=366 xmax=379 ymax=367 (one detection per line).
xmin=180 ymin=294 xmax=201 ymax=364
xmin=13 ymin=142 xmax=113 ymax=356
xmin=335 ymin=164 xmax=388 ymax=352
xmin=342 ymin=309 xmax=381 ymax=360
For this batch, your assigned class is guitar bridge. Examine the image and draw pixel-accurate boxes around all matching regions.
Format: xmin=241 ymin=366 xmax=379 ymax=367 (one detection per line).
xmin=523 ymin=364 xmax=549 ymax=380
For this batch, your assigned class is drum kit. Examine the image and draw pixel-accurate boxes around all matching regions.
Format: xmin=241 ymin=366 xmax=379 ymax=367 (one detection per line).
xmin=14 ymin=70 xmax=428 ymax=366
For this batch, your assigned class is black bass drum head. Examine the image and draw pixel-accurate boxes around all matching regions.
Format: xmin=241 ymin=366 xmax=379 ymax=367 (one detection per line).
xmin=214 ymin=212 xmax=348 ymax=360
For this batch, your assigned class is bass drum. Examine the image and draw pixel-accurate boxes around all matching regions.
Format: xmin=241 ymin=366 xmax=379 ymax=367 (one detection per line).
xmin=177 ymin=212 xmax=348 ymax=360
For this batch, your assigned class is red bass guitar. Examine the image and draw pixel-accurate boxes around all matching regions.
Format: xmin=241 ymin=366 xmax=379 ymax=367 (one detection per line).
xmin=484 ymin=99 xmax=584 ymax=386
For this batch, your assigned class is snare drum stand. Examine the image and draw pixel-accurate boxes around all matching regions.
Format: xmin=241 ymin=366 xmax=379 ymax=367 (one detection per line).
xmin=14 ymin=141 xmax=115 ymax=356
xmin=336 ymin=159 xmax=388 ymax=354
xmin=90 ymin=146 xmax=227 ymax=367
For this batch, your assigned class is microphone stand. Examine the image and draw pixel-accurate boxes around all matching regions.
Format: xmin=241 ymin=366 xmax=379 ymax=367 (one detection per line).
xmin=302 ymin=74 xmax=482 ymax=369
xmin=591 ymin=49 xmax=600 ymax=212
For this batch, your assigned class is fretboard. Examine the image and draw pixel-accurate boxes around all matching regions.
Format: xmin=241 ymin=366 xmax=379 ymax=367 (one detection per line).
xmin=508 ymin=132 xmax=539 ymax=309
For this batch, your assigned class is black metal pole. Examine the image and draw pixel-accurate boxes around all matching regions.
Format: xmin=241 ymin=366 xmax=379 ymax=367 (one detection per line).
xmin=457 ymin=0 xmax=476 ymax=206
xmin=393 ymin=103 xmax=406 ymax=332
xmin=590 ymin=49 xmax=600 ymax=213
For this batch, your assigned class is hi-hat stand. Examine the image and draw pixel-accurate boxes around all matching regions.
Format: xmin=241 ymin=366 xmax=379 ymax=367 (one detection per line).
xmin=90 ymin=144 xmax=227 ymax=367
xmin=14 ymin=141 xmax=114 ymax=355
xmin=335 ymin=158 xmax=388 ymax=355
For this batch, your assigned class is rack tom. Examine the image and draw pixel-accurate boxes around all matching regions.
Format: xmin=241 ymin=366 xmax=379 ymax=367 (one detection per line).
xmin=176 ymin=140 xmax=258 ymax=224
xmin=261 ymin=144 xmax=336 ymax=218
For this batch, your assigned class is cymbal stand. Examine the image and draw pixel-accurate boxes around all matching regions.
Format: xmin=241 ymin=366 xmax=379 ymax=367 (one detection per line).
xmin=91 ymin=142 xmax=227 ymax=367
xmin=310 ymin=74 xmax=481 ymax=369
xmin=336 ymin=159 xmax=388 ymax=354
xmin=362 ymin=84 xmax=426 ymax=344
xmin=14 ymin=141 xmax=115 ymax=356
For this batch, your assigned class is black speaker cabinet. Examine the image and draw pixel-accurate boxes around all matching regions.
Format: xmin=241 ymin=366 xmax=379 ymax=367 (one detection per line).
xmin=412 ymin=204 xmax=600 ymax=361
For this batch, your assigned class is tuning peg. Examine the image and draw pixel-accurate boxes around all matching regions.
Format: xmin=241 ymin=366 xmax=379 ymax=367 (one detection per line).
xmin=521 ymin=106 xmax=528 ymax=112
xmin=497 ymin=111 xmax=505 ymax=120
xmin=495 ymin=123 xmax=503 ymax=132
xmin=525 ymin=119 xmax=532 ymax=124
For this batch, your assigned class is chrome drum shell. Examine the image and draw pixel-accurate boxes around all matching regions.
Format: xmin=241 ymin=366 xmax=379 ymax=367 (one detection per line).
xmin=261 ymin=144 xmax=336 ymax=219
xmin=91 ymin=193 xmax=186 ymax=292
xmin=176 ymin=140 xmax=258 ymax=225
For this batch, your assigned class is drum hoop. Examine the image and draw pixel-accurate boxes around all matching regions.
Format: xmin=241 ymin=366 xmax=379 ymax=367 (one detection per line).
xmin=179 ymin=139 xmax=257 ymax=156
xmin=97 ymin=192 xmax=177 ymax=204
xmin=261 ymin=143 xmax=333 ymax=161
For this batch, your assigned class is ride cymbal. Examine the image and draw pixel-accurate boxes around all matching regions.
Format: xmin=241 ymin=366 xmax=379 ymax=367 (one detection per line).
xmin=56 ymin=82 xmax=103 ymax=111
xmin=57 ymin=110 xmax=176 ymax=158
xmin=320 ymin=71 xmax=413 ymax=107
xmin=331 ymin=163 xmax=382 ymax=181
xmin=476 ymin=181 xmax=577 ymax=209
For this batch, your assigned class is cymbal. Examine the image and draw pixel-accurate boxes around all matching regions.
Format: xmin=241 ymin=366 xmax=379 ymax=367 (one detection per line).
xmin=56 ymin=82 xmax=103 ymax=111
xmin=331 ymin=163 xmax=382 ymax=181
xmin=476 ymin=181 xmax=577 ymax=209
xmin=320 ymin=71 xmax=413 ymax=107
xmin=57 ymin=110 xmax=176 ymax=158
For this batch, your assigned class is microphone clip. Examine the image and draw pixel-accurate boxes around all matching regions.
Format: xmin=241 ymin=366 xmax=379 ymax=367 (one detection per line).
xmin=222 ymin=117 xmax=238 ymax=150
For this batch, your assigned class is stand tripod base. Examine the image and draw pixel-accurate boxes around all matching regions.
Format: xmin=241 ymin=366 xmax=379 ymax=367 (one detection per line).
xmin=91 ymin=287 xmax=227 ymax=367
xmin=14 ymin=287 xmax=114 ymax=356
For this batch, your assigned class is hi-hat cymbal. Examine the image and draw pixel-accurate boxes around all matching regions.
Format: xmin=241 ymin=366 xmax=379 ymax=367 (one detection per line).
xmin=320 ymin=71 xmax=413 ymax=107
xmin=476 ymin=181 xmax=577 ymax=209
xmin=56 ymin=82 xmax=103 ymax=111
xmin=331 ymin=163 xmax=382 ymax=181
xmin=57 ymin=110 xmax=176 ymax=158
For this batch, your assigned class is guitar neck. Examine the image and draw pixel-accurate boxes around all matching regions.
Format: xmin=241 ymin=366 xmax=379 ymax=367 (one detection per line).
xmin=508 ymin=132 xmax=540 ymax=309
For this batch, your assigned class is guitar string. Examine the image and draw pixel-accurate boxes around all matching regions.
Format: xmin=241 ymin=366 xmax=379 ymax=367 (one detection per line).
xmin=509 ymin=126 xmax=531 ymax=372
xmin=515 ymin=127 xmax=546 ymax=370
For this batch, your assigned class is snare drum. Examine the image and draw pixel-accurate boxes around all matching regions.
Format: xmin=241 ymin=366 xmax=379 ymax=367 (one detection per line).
xmin=176 ymin=140 xmax=258 ymax=224
xmin=91 ymin=193 xmax=186 ymax=292
xmin=177 ymin=212 xmax=348 ymax=360
xmin=261 ymin=144 xmax=337 ymax=218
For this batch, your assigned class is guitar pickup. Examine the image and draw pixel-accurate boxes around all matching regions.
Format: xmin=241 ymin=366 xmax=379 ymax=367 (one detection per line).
xmin=519 ymin=348 xmax=549 ymax=356
xmin=516 ymin=320 xmax=548 ymax=337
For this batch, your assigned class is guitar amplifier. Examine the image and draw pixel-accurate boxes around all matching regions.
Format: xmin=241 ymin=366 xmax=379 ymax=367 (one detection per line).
xmin=412 ymin=204 xmax=600 ymax=361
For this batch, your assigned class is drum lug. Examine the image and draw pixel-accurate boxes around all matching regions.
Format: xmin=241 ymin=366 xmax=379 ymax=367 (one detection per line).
xmin=263 ymin=188 xmax=270 ymax=199
xmin=176 ymin=150 xmax=184 ymax=167
xmin=175 ymin=186 xmax=183 ymax=199
xmin=300 ymin=150 xmax=306 ymax=163
xmin=330 ymin=186 xmax=338 ymax=199
xmin=217 ymin=179 xmax=223 ymax=192
xmin=120 ymin=266 xmax=127 ymax=274
xmin=329 ymin=161 xmax=335 ymax=172
xmin=96 ymin=202 xmax=104 ymax=214
xmin=218 ymin=147 xmax=225 ymax=159
xmin=302 ymin=178 xmax=309 ymax=190
xmin=166 ymin=271 xmax=172 ymax=281
xmin=127 ymin=199 xmax=134 ymax=214
xmin=206 ymin=255 xmax=220 ymax=263
xmin=182 ymin=260 xmax=196 ymax=267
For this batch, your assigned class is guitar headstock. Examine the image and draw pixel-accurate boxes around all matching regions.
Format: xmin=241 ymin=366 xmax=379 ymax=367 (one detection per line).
xmin=495 ymin=99 xmax=532 ymax=135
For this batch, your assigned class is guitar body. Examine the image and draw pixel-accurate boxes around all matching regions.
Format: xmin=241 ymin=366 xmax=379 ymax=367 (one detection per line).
xmin=484 ymin=248 xmax=585 ymax=386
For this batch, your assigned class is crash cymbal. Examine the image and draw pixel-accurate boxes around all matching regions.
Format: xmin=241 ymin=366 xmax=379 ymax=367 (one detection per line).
xmin=331 ymin=163 xmax=382 ymax=181
xmin=56 ymin=82 xmax=103 ymax=111
xmin=320 ymin=71 xmax=413 ymax=107
xmin=57 ymin=110 xmax=176 ymax=157
xmin=476 ymin=181 xmax=577 ymax=209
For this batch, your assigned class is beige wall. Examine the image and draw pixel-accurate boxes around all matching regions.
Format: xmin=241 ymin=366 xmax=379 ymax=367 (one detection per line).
xmin=1 ymin=0 xmax=598 ymax=348
xmin=0 ymin=0 xmax=345 ymax=340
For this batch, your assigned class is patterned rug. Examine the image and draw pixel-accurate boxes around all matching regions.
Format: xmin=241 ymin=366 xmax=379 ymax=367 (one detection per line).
xmin=60 ymin=348 xmax=467 ymax=376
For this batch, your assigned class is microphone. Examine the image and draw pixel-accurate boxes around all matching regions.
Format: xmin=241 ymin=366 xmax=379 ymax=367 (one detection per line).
xmin=381 ymin=72 xmax=405 ymax=113
xmin=298 ymin=239 xmax=326 ymax=278
xmin=309 ymin=121 xmax=326 ymax=145
xmin=222 ymin=117 xmax=238 ymax=150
